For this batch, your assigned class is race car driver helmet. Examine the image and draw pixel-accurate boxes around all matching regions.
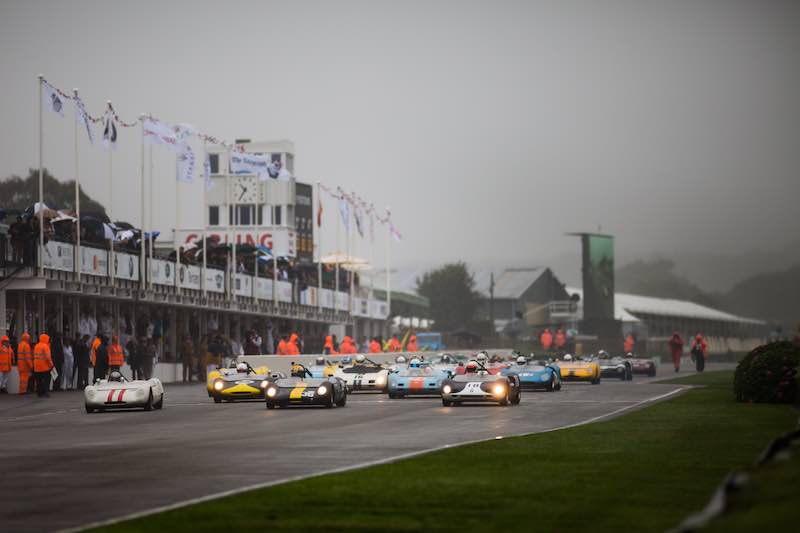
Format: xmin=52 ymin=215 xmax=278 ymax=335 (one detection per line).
xmin=516 ymin=355 xmax=527 ymax=366
xmin=563 ymin=354 xmax=573 ymax=361
xmin=625 ymin=352 xmax=634 ymax=358
xmin=465 ymin=361 xmax=478 ymax=373
xmin=355 ymin=354 xmax=366 ymax=364
xmin=291 ymin=363 xmax=306 ymax=378
xmin=440 ymin=354 xmax=452 ymax=364
xmin=475 ymin=352 xmax=488 ymax=364
xmin=315 ymin=356 xmax=325 ymax=366
xmin=395 ymin=355 xmax=407 ymax=364
xmin=108 ymin=370 xmax=123 ymax=382
xmin=236 ymin=362 xmax=249 ymax=373
xmin=598 ymin=350 xmax=609 ymax=358
xmin=409 ymin=358 xmax=421 ymax=368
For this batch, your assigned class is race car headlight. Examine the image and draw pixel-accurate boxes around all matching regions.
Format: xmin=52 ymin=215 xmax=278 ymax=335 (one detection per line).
xmin=260 ymin=380 xmax=269 ymax=389
xmin=266 ymin=387 xmax=277 ymax=398
xmin=213 ymin=380 xmax=224 ymax=391
xmin=442 ymin=385 xmax=452 ymax=394
xmin=317 ymin=385 xmax=328 ymax=396
xmin=375 ymin=375 xmax=385 ymax=385
xmin=493 ymin=384 xmax=506 ymax=396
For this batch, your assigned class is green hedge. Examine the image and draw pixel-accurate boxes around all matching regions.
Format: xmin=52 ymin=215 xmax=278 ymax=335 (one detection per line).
xmin=734 ymin=342 xmax=800 ymax=403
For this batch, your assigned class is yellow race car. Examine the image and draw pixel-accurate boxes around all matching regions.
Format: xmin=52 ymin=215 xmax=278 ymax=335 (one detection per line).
xmin=557 ymin=355 xmax=601 ymax=384
xmin=207 ymin=361 xmax=272 ymax=402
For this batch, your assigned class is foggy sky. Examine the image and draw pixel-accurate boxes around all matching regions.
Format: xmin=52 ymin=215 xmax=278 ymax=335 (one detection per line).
xmin=1 ymin=0 xmax=798 ymax=279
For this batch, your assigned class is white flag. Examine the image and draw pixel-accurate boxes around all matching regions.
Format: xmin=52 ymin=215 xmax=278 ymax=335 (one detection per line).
xmin=74 ymin=98 xmax=95 ymax=144
xmin=204 ymin=152 xmax=213 ymax=191
xmin=389 ymin=221 xmax=402 ymax=242
xmin=143 ymin=118 xmax=179 ymax=151
xmin=41 ymin=82 xmax=65 ymax=117
xmin=230 ymin=152 xmax=270 ymax=180
xmin=354 ymin=205 xmax=364 ymax=238
xmin=176 ymin=143 xmax=195 ymax=183
xmin=173 ymin=123 xmax=196 ymax=142
xmin=369 ymin=211 xmax=375 ymax=242
xmin=338 ymin=197 xmax=350 ymax=231
xmin=102 ymin=114 xmax=117 ymax=149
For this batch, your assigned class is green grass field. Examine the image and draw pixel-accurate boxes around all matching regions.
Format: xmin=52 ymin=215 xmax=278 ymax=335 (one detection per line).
xmin=100 ymin=371 xmax=797 ymax=532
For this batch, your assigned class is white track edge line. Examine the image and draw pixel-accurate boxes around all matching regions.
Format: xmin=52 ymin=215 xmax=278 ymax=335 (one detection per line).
xmin=59 ymin=386 xmax=685 ymax=533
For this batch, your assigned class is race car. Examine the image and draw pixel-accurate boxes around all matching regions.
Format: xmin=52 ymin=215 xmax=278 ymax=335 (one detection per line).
xmin=264 ymin=363 xmax=347 ymax=409
xmin=625 ymin=353 xmax=657 ymax=377
xmin=440 ymin=360 xmax=521 ymax=406
xmin=428 ymin=353 xmax=468 ymax=374
xmin=454 ymin=351 xmax=508 ymax=375
xmin=307 ymin=356 xmax=337 ymax=379
xmin=558 ymin=354 xmax=601 ymax=384
xmin=208 ymin=361 xmax=274 ymax=403
xmin=333 ymin=354 xmax=391 ymax=393
xmin=595 ymin=350 xmax=633 ymax=380
xmin=84 ymin=371 xmax=164 ymax=413
xmin=388 ymin=359 xmax=452 ymax=398
xmin=502 ymin=355 xmax=562 ymax=391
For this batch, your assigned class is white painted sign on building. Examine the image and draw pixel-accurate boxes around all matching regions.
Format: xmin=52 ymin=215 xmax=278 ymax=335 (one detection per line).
xmin=113 ymin=252 xmax=140 ymax=281
xmin=178 ymin=264 xmax=202 ymax=290
xmin=177 ymin=227 xmax=296 ymax=258
xmin=81 ymin=247 xmax=108 ymax=276
xmin=205 ymin=268 xmax=226 ymax=293
xmin=42 ymin=241 xmax=74 ymax=272
xmin=149 ymin=259 xmax=175 ymax=286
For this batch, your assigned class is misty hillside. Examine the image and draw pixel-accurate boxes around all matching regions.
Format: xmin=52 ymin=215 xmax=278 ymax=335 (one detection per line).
xmin=670 ymin=242 xmax=800 ymax=293
xmin=719 ymin=264 xmax=800 ymax=326
xmin=0 ymin=169 xmax=106 ymax=215
xmin=615 ymin=259 xmax=720 ymax=308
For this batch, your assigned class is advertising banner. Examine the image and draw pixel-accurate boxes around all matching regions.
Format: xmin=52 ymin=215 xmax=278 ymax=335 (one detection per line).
xmin=178 ymin=264 xmax=202 ymax=290
xmin=581 ymin=234 xmax=615 ymax=320
xmin=178 ymin=227 xmax=296 ymax=258
xmin=300 ymin=287 xmax=317 ymax=306
xmin=352 ymin=298 xmax=369 ymax=317
xmin=113 ymin=252 xmax=140 ymax=281
xmin=234 ymin=274 xmax=253 ymax=297
xmin=335 ymin=291 xmax=349 ymax=311
xmin=81 ymin=247 xmax=108 ymax=276
xmin=205 ymin=268 xmax=226 ymax=293
xmin=42 ymin=241 xmax=74 ymax=272
xmin=254 ymin=278 xmax=273 ymax=300
xmin=276 ymin=280 xmax=293 ymax=303
xmin=370 ymin=300 xmax=389 ymax=320
xmin=149 ymin=259 xmax=175 ymax=286
xmin=318 ymin=288 xmax=334 ymax=309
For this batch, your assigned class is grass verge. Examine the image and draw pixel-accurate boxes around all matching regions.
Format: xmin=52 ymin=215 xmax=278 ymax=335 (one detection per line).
xmin=99 ymin=371 xmax=796 ymax=532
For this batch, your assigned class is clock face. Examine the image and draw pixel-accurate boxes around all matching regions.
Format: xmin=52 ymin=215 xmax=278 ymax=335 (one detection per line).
xmin=231 ymin=176 xmax=260 ymax=204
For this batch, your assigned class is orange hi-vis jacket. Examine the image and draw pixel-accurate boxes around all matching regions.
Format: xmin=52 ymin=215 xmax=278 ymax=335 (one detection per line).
xmin=323 ymin=336 xmax=339 ymax=355
xmin=0 ymin=336 xmax=13 ymax=372
xmin=406 ymin=336 xmax=418 ymax=352
xmin=17 ymin=333 xmax=33 ymax=373
xmin=90 ymin=337 xmax=101 ymax=367
xmin=388 ymin=337 xmax=402 ymax=352
xmin=33 ymin=334 xmax=53 ymax=373
xmin=368 ymin=340 xmax=381 ymax=353
xmin=340 ymin=336 xmax=356 ymax=354
xmin=286 ymin=334 xmax=300 ymax=356
xmin=276 ymin=339 xmax=287 ymax=355
xmin=109 ymin=338 xmax=125 ymax=367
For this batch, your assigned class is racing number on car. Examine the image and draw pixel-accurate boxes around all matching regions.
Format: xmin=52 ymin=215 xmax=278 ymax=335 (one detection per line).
xmin=465 ymin=382 xmax=482 ymax=393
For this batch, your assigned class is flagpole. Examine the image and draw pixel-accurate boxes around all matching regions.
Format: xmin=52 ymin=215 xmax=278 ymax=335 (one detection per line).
xmin=347 ymin=195 xmax=353 ymax=314
xmin=316 ymin=181 xmax=322 ymax=311
xmin=369 ymin=208 xmax=374 ymax=298
xmin=37 ymin=75 xmax=44 ymax=276
xmin=139 ymin=114 xmax=146 ymax=291
xmin=202 ymin=139 xmax=208 ymax=298
xmin=175 ymin=154 xmax=181 ymax=298
xmin=107 ymin=101 xmax=115 ymax=285
xmin=271 ymin=204 xmax=277 ymax=304
xmin=148 ymin=134 xmax=154 ymax=291
xmin=335 ymin=192 xmax=340 ymax=307
xmin=73 ymin=89 xmax=82 ymax=282
xmin=386 ymin=207 xmax=391 ymax=315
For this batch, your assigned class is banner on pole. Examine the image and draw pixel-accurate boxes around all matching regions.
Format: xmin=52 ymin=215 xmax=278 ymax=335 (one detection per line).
xmin=42 ymin=82 xmax=65 ymax=117
xmin=74 ymin=98 xmax=95 ymax=144
xmin=176 ymin=143 xmax=195 ymax=183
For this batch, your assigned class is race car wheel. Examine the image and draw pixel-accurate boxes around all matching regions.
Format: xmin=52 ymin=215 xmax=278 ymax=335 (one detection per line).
xmin=619 ymin=372 xmax=627 ymax=381
xmin=648 ymin=368 xmax=656 ymax=377
xmin=591 ymin=377 xmax=601 ymax=385
xmin=546 ymin=375 xmax=555 ymax=392
xmin=85 ymin=404 xmax=95 ymax=414
xmin=555 ymin=380 xmax=562 ymax=391
xmin=213 ymin=396 xmax=222 ymax=404
xmin=511 ymin=391 xmax=521 ymax=405
xmin=144 ymin=390 xmax=153 ymax=411
xmin=154 ymin=396 xmax=164 ymax=410
xmin=442 ymin=399 xmax=452 ymax=407
xmin=335 ymin=392 xmax=347 ymax=407
xmin=326 ymin=394 xmax=335 ymax=408
xmin=499 ymin=395 xmax=509 ymax=406
xmin=266 ymin=400 xmax=276 ymax=410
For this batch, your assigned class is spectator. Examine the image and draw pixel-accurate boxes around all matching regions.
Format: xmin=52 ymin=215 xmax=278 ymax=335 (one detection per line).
xmin=323 ymin=335 xmax=338 ymax=355
xmin=181 ymin=335 xmax=195 ymax=382
xmin=94 ymin=336 xmax=109 ymax=382
xmin=140 ymin=338 xmax=155 ymax=380
xmin=554 ymin=327 xmax=567 ymax=352
xmin=74 ymin=334 xmax=90 ymax=388
xmin=340 ymin=336 xmax=356 ymax=354
xmin=406 ymin=335 xmax=418 ymax=352
xmin=61 ymin=337 xmax=74 ymax=390
xmin=196 ymin=336 xmax=209 ymax=382
xmin=624 ymin=333 xmax=636 ymax=354
xmin=540 ymin=328 xmax=553 ymax=352
xmin=286 ymin=333 xmax=300 ymax=355
xmin=51 ymin=333 xmax=64 ymax=391
xmin=276 ymin=335 xmax=288 ymax=355
xmin=369 ymin=338 xmax=382 ymax=354
xmin=388 ymin=335 xmax=402 ymax=352
xmin=33 ymin=334 xmax=53 ymax=397
xmin=0 ymin=335 xmax=13 ymax=393
xmin=9 ymin=216 xmax=25 ymax=263
xmin=127 ymin=337 xmax=141 ymax=380
xmin=690 ymin=334 xmax=707 ymax=373
xmin=668 ymin=331 xmax=684 ymax=373
xmin=17 ymin=332 xmax=33 ymax=394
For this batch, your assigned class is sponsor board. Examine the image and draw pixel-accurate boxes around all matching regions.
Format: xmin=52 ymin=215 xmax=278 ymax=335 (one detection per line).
xmin=178 ymin=227 xmax=296 ymax=258
xmin=234 ymin=274 xmax=252 ymax=297
xmin=254 ymin=277 xmax=273 ymax=300
xmin=43 ymin=241 xmax=74 ymax=272
xmin=205 ymin=268 xmax=225 ymax=293
xmin=178 ymin=264 xmax=202 ymax=290
xmin=149 ymin=259 xmax=175 ymax=286
xmin=335 ymin=291 xmax=349 ymax=311
xmin=81 ymin=247 xmax=108 ymax=276
xmin=318 ymin=288 xmax=335 ymax=309
xmin=113 ymin=252 xmax=139 ymax=281
xmin=276 ymin=280 xmax=293 ymax=303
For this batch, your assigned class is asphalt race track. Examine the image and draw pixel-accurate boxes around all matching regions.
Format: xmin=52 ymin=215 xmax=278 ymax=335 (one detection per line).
xmin=0 ymin=365 xmax=724 ymax=532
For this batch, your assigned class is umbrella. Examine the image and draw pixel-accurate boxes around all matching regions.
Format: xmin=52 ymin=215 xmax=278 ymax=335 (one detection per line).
xmin=320 ymin=251 xmax=369 ymax=266
xmin=114 ymin=221 xmax=135 ymax=230
xmin=103 ymin=223 xmax=116 ymax=241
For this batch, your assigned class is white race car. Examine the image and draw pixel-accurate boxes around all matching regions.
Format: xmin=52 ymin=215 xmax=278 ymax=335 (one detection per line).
xmin=84 ymin=371 xmax=164 ymax=413
xmin=333 ymin=355 xmax=390 ymax=393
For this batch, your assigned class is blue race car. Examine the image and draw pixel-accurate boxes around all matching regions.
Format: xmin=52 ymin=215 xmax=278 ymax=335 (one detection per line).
xmin=388 ymin=359 xmax=452 ymax=398
xmin=502 ymin=355 xmax=561 ymax=391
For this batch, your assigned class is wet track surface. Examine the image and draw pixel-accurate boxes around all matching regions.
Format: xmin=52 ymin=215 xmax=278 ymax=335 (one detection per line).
xmin=0 ymin=365 xmax=725 ymax=532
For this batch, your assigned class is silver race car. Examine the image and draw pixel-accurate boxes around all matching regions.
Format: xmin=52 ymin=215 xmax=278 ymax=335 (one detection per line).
xmin=440 ymin=360 xmax=521 ymax=406
xmin=84 ymin=371 xmax=164 ymax=413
